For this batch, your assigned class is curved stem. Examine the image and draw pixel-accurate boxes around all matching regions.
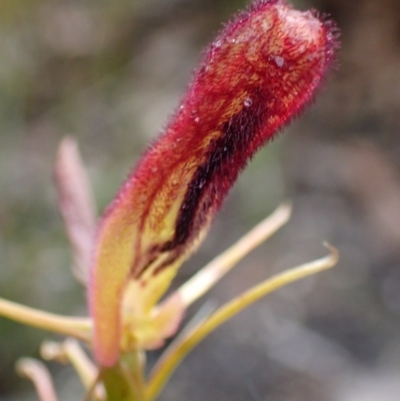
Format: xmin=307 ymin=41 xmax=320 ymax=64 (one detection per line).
xmin=0 ymin=297 xmax=91 ymax=341
xmin=41 ymin=339 xmax=104 ymax=399
xmin=16 ymin=358 xmax=58 ymax=401
xmin=146 ymin=244 xmax=338 ymax=401
xmin=166 ymin=202 xmax=292 ymax=308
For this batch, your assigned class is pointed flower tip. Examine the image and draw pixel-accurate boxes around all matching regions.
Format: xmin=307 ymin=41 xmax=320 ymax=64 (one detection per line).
xmin=89 ymin=0 xmax=339 ymax=366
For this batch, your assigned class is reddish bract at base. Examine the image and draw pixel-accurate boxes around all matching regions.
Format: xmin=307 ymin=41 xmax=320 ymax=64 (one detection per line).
xmin=89 ymin=0 xmax=339 ymax=367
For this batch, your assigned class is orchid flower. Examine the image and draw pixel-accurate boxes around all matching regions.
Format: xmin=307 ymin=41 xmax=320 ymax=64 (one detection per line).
xmin=0 ymin=1 xmax=339 ymax=400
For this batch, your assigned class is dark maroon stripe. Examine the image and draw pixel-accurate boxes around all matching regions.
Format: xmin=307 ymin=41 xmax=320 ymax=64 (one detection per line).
xmin=163 ymin=94 xmax=267 ymax=252
xmin=135 ymin=91 xmax=269 ymax=278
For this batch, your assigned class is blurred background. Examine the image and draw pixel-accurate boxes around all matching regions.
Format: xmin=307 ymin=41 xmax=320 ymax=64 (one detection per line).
xmin=1 ymin=0 xmax=400 ymax=400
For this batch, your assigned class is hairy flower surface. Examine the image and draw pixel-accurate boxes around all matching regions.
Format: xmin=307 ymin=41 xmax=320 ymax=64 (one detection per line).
xmin=90 ymin=0 xmax=338 ymax=367
xmin=0 ymin=2 xmax=340 ymax=399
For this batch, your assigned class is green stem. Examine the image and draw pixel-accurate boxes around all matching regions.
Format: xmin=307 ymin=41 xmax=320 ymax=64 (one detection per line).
xmin=146 ymin=245 xmax=338 ymax=401
xmin=103 ymin=352 xmax=146 ymax=401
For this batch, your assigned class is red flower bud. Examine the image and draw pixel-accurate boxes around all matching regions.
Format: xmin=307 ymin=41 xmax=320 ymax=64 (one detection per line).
xmin=90 ymin=0 xmax=339 ymax=367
